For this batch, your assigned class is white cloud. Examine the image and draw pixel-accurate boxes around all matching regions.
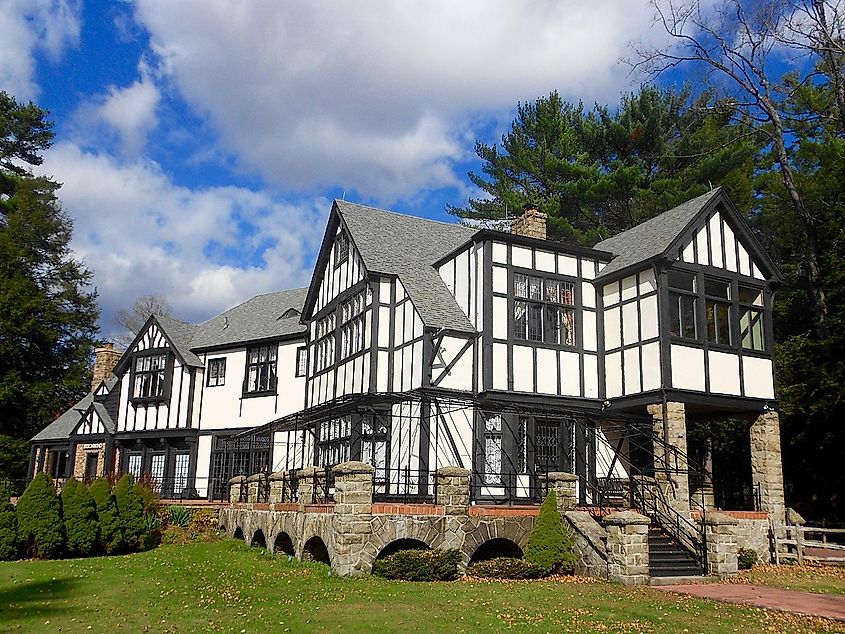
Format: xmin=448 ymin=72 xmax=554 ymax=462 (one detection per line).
xmin=132 ymin=0 xmax=659 ymax=200
xmin=0 ymin=0 xmax=81 ymax=99
xmin=42 ymin=142 xmax=328 ymax=333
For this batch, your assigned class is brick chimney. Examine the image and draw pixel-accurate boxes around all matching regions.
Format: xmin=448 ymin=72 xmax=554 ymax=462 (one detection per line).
xmin=92 ymin=343 xmax=121 ymax=390
xmin=511 ymin=203 xmax=547 ymax=240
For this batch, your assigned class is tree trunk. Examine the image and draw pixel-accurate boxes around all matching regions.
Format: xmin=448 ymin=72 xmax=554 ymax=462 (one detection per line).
xmin=813 ymin=0 xmax=845 ymax=135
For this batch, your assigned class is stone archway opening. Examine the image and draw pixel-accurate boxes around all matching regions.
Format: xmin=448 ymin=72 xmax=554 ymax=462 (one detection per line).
xmin=375 ymin=538 xmax=430 ymax=561
xmin=469 ymin=538 xmax=523 ymax=564
xmin=233 ymin=526 xmax=244 ymax=541
xmin=273 ymin=532 xmax=294 ymax=556
xmin=302 ymin=536 xmax=331 ymax=565
xmin=251 ymin=529 xmax=267 ymax=549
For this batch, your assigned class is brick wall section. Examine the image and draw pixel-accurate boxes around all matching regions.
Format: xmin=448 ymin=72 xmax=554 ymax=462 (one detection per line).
xmin=647 ymin=401 xmax=690 ymax=511
xmin=750 ymin=411 xmax=786 ymax=523
xmin=604 ymin=510 xmax=650 ymax=585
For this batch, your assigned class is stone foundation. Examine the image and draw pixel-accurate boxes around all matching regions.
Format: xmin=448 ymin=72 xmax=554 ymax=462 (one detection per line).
xmin=563 ymin=510 xmax=608 ymax=578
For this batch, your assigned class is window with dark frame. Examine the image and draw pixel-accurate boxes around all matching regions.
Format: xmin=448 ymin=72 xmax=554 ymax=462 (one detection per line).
xmin=739 ymin=285 xmax=766 ymax=351
xmin=207 ymin=357 xmax=226 ymax=387
xmin=313 ymin=312 xmax=336 ymax=372
xmin=513 ymin=273 xmax=576 ymax=346
xmin=295 ymin=346 xmax=307 ymax=377
xmin=244 ymin=345 xmax=277 ymax=394
xmin=361 ymin=413 xmax=389 ymax=483
xmin=317 ymin=415 xmax=351 ymax=466
xmin=340 ymin=290 xmax=366 ymax=359
xmin=335 ymin=231 xmax=349 ymax=267
xmin=704 ymin=278 xmax=732 ymax=345
xmin=483 ymin=413 xmax=503 ymax=484
xmin=669 ymin=270 xmax=698 ymax=340
xmin=132 ymin=353 xmax=168 ymax=399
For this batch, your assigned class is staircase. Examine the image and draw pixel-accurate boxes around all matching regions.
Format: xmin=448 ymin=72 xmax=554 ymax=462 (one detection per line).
xmin=648 ymin=525 xmax=705 ymax=578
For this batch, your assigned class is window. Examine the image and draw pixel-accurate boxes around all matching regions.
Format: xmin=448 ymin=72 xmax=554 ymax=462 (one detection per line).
xmin=313 ymin=312 xmax=336 ymax=372
xmin=361 ymin=414 xmax=389 ymax=484
xmin=513 ymin=274 xmax=575 ymax=346
xmin=705 ymin=278 xmax=732 ymax=345
xmin=317 ymin=415 xmax=351 ymax=466
xmin=133 ymin=353 xmax=167 ymax=399
xmin=335 ymin=232 xmax=349 ymax=266
xmin=483 ymin=414 xmax=503 ymax=484
xmin=173 ymin=453 xmax=190 ymax=494
xmin=150 ymin=453 xmax=166 ymax=488
xmin=245 ymin=345 xmax=277 ymax=394
xmin=739 ymin=285 xmax=765 ymax=351
xmin=295 ymin=347 xmax=307 ymax=377
xmin=340 ymin=290 xmax=366 ymax=359
xmin=127 ymin=453 xmax=142 ymax=480
xmin=535 ymin=421 xmax=560 ymax=471
xmin=207 ymin=358 xmax=226 ymax=387
xmin=669 ymin=270 xmax=698 ymax=340
xmin=515 ymin=416 xmax=528 ymax=474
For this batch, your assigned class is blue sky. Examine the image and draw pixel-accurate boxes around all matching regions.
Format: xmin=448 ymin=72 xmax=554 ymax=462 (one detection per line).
xmin=3 ymin=0 xmax=671 ymax=334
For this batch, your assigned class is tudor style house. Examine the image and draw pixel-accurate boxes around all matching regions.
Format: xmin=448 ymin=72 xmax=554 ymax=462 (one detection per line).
xmin=30 ymin=188 xmax=785 ymax=525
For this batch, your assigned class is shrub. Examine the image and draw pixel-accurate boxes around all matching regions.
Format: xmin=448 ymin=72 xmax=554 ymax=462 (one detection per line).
xmin=466 ymin=557 xmax=545 ymax=579
xmin=372 ymin=548 xmax=462 ymax=581
xmin=16 ymin=473 xmax=65 ymax=559
xmin=135 ymin=474 xmax=161 ymax=516
xmin=0 ymin=479 xmax=14 ymax=504
xmin=188 ymin=508 xmax=219 ymax=533
xmin=738 ymin=547 xmax=758 ymax=570
xmin=524 ymin=491 xmax=577 ymax=574
xmin=139 ymin=513 xmax=162 ymax=551
xmin=114 ymin=474 xmax=145 ymax=550
xmin=168 ymin=505 xmax=191 ymax=528
xmin=0 ymin=502 xmax=19 ymax=560
xmin=88 ymin=477 xmax=125 ymax=554
xmin=61 ymin=478 xmax=99 ymax=557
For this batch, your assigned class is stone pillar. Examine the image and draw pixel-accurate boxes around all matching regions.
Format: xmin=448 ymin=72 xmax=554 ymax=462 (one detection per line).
xmin=749 ymin=410 xmax=785 ymax=522
xmin=647 ymin=402 xmax=689 ymax=510
xmin=269 ymin=470 xmax=290 ymax=503
xmin=228 ymin=475 xmax=245 ymax=503
xmin=295 ymin=466 xmax=317 ymax=510
xmin=434 ymin=467 xmax=470 ymax=515
xmin=542 ymin=472 xmax=578 ymax=511
xmin=332 ymin=461 xmax=375 ymax=576
xmin=246 ymin=473 xmax=266 ymax=503
xmin=604 ymin=510 xmax=650 ymax=585
xmin=701 ymin=512 xmax=739 ymax=577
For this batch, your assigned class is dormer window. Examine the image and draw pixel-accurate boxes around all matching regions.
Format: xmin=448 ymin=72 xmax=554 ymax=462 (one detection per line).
xmin=335 ymin=232 xmax=349 ymax=267
xmin=132 ymin=353 xmax=168 ymax=400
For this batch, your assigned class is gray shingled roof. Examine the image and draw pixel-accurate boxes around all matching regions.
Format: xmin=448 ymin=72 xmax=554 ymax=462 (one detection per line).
xmin=594 ymin=189 xmax=722 ymax=280
xmin=336 ymin=201 xmax=478 ymax=333
xmin=153 ymin=314 xmax=203 ymax=367
xmin=191 ymin=287 xmax=308 ymax=349
xmin=31 ymin=378 xmax=118 ymax=442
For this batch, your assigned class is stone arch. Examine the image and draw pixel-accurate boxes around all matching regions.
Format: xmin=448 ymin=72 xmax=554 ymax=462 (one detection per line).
xmin=469 ymin=538 xmax=523 ymax=564
xmin=250 ymin=528 xmax=267 ymax=549
xmin=273 ymin=532 xmax=295 ymax=555
xmin=233 ymin=526 xmax=244 ymax=541
xmin=461 ymin=519 xmax=533 ymax=566
xmin=302 ymin=536 xmax=331 ymax=565
xmin=375 ymin=538 xmax=430 ymax=561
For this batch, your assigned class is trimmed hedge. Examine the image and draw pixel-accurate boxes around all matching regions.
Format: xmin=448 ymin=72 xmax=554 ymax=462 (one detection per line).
xmin=466 ymin=557 xmax=545 ymax=579
xmin=114 ymin=474 xmax=145 ymax=550
xmin=372 ymin=548 xmax=462 ymax=581
xmin=0 ymin=502 xmax=19 ymax=560
xmin=16 ymin=473 xmax=65 ymax=559
xmin=61 ymin=478 xmax=100 ymax=557
xmin=89 ymin=477 xmax=125 ymax=554
xmin=524 ymin=491 xmax=577 ymax=574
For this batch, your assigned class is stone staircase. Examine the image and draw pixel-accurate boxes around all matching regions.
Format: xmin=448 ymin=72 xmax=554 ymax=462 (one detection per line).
xmin=648 ymin=525 xmax=705 ymax=578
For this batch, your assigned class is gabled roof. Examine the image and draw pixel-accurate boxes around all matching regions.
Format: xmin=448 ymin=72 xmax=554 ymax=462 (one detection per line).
xmin=32 ymin=379 xmax=117 ymax=442
xmin=595 ymin=189 xmax=722 ymax=280
xmin=154 ymin=314 xmax=202 ymax=367
xmin=191 ymin=288 xmax=308 ymax=350
xmin=333 ymin=201 xmax=479 ymax=333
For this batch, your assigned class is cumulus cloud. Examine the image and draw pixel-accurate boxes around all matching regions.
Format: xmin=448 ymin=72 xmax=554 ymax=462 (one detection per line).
xmin=132 ymin=0 xmax=658 ymax=200
xmin=42 ymin=142 xmax=328 ymax=333
xmin=0 ymin=0 xmax=81 ymax=99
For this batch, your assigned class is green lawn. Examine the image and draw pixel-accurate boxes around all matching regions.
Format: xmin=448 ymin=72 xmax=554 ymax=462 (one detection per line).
xmin=1 ymin=540 xmax=843 ymax=633
xmin=729 ymin=562 xmax=845 ymax=596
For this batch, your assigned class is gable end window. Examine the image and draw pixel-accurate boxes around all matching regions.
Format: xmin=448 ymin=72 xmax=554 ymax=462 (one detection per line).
xmin=132 ymin=353 xmax=169 ymax=401
xmin=513 ymin=273 xmax=576 ymax=346
xmin=335 ymin=232 xmax=349 ymax=267
xmin=244 ymin=345 xmax=277 ymax=395
xmin=704 ymin=278 xmax=732 ymax=345
xmin=207 ymin=358 xmax=226 ymax=387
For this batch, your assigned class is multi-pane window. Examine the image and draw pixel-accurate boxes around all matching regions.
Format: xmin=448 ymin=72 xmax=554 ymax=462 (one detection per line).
xmin=295 ymin=347 xmax=308 ymax=377
xmin=340 ymin=291 xmax=366 ymax=359
xmin=669 ymin=270 xmax=698 ymax=340
xmin=483 ymin=414 xmax=503 ymax=484
xmin=314 ymin=313 xmax=336 ymax=372
xmin=317 ymin=415 xmax=351 ymax=466
xmin=335 ymin=232 xmax=349 ymax=266
xmin=361 ymin=414 xmax=389 ymax=483
xmin=245 ymin=345 xmax=276 ymax=394
xmin=133 ymin=353 xmax=167 ymax=399
xmin=150 ymin=453 xmax=165 ymax=487
xmin=207 ymin=358 xmax=226 ymax=387
xmin=515 ymin=416 xmax=528 ymax=474
xmin=127 ymin=453 xmax=142 ymax=480
xmin=513 ymin=274 xmax=576 ymax=346
xmin=173 ymin=453 xmax=190 ymax=494
xmin=704 ymin=278 xmax=732 ymax=345
xmin=739 ymin=285 xmax=765 ymax=351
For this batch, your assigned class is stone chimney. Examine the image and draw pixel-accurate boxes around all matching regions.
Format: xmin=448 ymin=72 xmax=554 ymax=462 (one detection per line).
xmin=92 ymin=343 xmax=121 ymax=390
xmin=511 ymin=203 xmax=547 ymax=240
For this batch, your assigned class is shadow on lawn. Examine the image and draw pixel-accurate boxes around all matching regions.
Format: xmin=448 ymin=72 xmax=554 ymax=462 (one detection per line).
xmin=0 ymin=577 xmax=79 ymax=624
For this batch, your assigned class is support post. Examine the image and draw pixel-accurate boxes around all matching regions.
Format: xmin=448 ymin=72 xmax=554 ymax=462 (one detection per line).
xmin=434 ymin=467 xmax=470 ymax=515
xmin=646 ymin=402 xmax=689 ymax=511
xmin=541 ymin=472 xmax=578 ymax=511
xmin=228 ymin=475 xmax=245 ymax=503
xmin=332 ymin=461 xmax=375 ymax=576
xmin=749 ymin=410 xmax=785 ymax=522
xmin=604 ymin=510 xmax=650 ymax=585
xmin=701 ymin=512 xmax=739 ymax=578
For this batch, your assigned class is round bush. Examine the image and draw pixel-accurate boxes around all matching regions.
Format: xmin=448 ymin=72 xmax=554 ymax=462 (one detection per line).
xmin=372 ymin=548 xmax=462 ymax=581
xmin=16 ymin=473 xmax=65 ymax=559
xmin=524 ymin=491 xmax=577 ymax=574
xmin=0 ymin=503 xmax=19 ymax=560
xmin=61 ymin=478 xmax=99 ymax=557
xmin=88 ymin=477 xmax=125 ymax=554
xmin=738 ymin=547 xmax=758 ymax=570
xmin=114 ymin=474 xmax=145 ymax=550
xmin=466 ymin=557 xmax=545 ymax=579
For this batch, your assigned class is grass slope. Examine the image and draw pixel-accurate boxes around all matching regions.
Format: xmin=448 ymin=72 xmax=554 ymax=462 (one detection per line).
xmin=1 ymin=540 xmax=843 ymax=633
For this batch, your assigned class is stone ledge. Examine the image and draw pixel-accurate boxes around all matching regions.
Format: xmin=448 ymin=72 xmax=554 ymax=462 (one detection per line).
xmin=246 ymin=473 xmax=266 ymax=483
xmin=228 ymin=475 xmax=246 ymax=485
xmin=333 ymin=461 xmax=376 ymax=476
xmin=699 ymin=511 xmax=740 ymax=526
xmin=603 ymin=510 xmax=650 ymax=526
xmin=269 ymin=470 xmax=291 ymax=481
xmin=542 ymin=472 xmax=578 ymax=483
xmin=435 ymin=466 xmax=470 ymax=477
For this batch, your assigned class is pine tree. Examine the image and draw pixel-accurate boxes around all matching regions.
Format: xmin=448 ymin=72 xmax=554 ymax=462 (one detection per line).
xmin=61 ymin=478 xmax=99 ymax=557
xmin=524 ymin=491 xmax=576 ymax=574
xmin=15 ymin=473 xmax=65 ymax=559
xmin=114 ymin=474 xmax=144 ymax=550
xmin=88 ymin=477 xmax=125 ymax=554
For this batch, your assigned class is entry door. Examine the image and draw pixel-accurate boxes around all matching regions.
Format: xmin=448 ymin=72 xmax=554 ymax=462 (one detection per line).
xmin=84 ymin=453 xmax=98 ymax=481
xmin=534 ymin=419 xmax=571 ymax=473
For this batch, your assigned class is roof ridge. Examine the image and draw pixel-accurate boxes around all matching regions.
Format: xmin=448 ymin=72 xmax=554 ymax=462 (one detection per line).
xmin=335 ymin=199 xmax=476 ymax=231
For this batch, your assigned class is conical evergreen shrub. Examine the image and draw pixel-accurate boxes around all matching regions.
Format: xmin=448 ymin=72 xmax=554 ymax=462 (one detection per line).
xmin=524 ymin=490 xmax=577 ymax=574
xmin=114 ymin=474 xmax=144 ymax=550
xmin=61 ymin=478 xmax=99 ymax=557
xmin=0 ymin=501 xmax=19 ymax=560
xmin=89 ymin=477 xmax=125 ymax=554
xmin=16 ymin=473 xmax=65 ymax=559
